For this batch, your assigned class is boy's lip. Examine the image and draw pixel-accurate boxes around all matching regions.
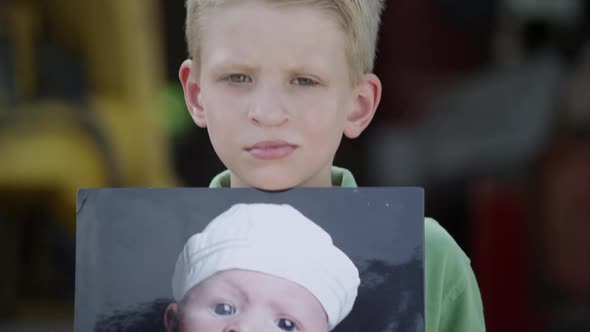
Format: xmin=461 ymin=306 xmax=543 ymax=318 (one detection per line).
xmin=245 ymin=140 xmax=297 ymax=160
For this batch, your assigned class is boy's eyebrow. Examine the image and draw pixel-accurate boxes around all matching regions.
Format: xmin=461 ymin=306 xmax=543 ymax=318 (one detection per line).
xmin=206 ymin=54 xmax=330 ymax=77
xmin=207 ymin=57 xmax=260 ymax=74
xmin=285 ymin=64 xmax=327 ymax=77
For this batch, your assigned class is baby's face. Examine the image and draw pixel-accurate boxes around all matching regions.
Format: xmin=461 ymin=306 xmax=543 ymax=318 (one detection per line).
xmin=178 ymin=269 xmax=329 ymax=332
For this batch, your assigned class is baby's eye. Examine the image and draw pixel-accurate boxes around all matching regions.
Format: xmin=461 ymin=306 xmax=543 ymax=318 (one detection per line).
xmin=277 ymin=318 xmax=297 ymax=331
xmin=226 ymin=74 xmax=252 ymax=83
xmin=214 ymin=303 xmax=236 ymax=316
xmin=291 ymin=77 xmax=318 ymax=86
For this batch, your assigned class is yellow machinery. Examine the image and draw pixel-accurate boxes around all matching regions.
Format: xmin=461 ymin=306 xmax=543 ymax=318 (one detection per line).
xmin=0 ymin=0 xmax=179 ymax=320
xmin=0 ymin=0 xmax=178 ymax=231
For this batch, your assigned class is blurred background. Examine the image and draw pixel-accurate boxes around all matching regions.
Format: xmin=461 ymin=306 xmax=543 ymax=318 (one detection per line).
xmin=0 ymin=0 xmax=588 ymax=331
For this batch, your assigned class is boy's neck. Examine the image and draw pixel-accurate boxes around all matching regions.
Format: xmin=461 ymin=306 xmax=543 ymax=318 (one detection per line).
xmin=230 ymin=169 xmax=332 ymax=189
xmin=209 ymin=167 xmax=358 ymax=188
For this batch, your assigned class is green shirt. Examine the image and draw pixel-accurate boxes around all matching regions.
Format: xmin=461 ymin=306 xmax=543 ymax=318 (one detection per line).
xmin=210 ymin=166 xmax=486 ymax=332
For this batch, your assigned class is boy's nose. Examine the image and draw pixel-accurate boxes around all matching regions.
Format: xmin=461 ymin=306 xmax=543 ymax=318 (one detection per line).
xmin=248 ymin=86 xmax=288 ymax=127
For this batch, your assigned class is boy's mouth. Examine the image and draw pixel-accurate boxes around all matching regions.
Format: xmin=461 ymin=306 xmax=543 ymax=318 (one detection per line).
xmin=245 ymin=140 xmax=297 ymax=160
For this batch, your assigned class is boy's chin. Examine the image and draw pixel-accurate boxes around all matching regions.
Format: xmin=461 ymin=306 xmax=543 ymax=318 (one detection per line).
xmin=249 ymin=179 xmax=304 ymax=192
xmin=231 ymin=164 xmax=332 ymax=190
xmin=235 ymin=173 xmax=311 ymax=192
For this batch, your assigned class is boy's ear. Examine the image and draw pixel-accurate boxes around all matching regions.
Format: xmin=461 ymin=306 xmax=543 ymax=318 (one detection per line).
xmin=179 ymin=59 xmax=207 ymax=128
xmin=344 ymin=73 xmax=382 ymax=139
xmin=164 ymin=303 xmax=180 ymax=332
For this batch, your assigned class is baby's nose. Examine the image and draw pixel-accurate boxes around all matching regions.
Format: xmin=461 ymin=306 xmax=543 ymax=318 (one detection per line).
xmin=223 ymin=316 xmax=271 ymax=332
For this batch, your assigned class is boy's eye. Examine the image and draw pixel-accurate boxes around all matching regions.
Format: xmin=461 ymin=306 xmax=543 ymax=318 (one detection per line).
xmin=291 ymin=77 xmax=318 ymax=86
xmin=226 ymin=74 xmax=252 ymax=83
xmin=277 ymin=318 xmax=297 ymax=331
xmin=214 ymin=303 xmax=236 ymax=316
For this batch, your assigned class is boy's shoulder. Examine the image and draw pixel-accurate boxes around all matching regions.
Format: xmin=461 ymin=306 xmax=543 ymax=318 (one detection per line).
xmin=424 ymin=217 xmax=486 ymax=331
xmin=424 ymin=217 xmax=471 ymax=267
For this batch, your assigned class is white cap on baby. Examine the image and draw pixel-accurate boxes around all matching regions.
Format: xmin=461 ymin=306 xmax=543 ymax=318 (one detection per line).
xmin=171 ymin=203 xmax=360 ymax=330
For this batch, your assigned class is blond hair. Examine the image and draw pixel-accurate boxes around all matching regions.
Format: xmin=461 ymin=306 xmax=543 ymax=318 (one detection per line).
xmin=184 ymin=0 xmax=385 ymax=83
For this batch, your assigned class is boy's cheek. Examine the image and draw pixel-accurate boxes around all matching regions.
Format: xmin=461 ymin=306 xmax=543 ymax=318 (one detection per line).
xmin=202 ymin=89 xmax=244 ymax=113
xmin=298 ymin=99 xmax=349 ymax=124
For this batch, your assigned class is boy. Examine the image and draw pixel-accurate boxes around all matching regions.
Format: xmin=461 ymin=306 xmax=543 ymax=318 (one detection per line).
xmin=178 ymin=0 xmax=485 ymax=331
xmin=164 ymin=203 xmax=360 ymax=332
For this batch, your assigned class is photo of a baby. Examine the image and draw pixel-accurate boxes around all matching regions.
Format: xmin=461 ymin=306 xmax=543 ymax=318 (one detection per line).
xmin=164 ymin=203 xmax=359 ymax=332
xmin=77 ymin=187 xmax=424 ymax=332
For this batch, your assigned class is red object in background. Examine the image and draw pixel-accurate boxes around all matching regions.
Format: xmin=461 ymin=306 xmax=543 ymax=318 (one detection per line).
xmin=373 ymin=0 xmax=486 ymax=125
xmin=470 ymin=137 xmax=590 ymax=331
xmin=470 ymin=180 xmax=539 ymax=332
xmin=539 ymin=138 xmax=590 ymax=299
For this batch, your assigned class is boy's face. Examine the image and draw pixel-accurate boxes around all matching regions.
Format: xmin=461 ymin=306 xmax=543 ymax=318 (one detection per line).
xmin=180 ymin=2 xmax=381 ymax=190
xmin=166 ymin=269 xmax=329 ymax=332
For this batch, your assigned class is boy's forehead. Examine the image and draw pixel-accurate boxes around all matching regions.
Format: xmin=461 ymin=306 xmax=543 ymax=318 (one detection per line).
xmin=200 ymin=3 xmax=346 ymax=71
xmin=202 ymin=44 xmax=342 ymax=74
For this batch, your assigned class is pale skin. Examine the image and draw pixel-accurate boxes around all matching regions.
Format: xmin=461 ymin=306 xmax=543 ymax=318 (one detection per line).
xmin=164 ymin=269 xmax=330 ymax=332
xmin=179 ymin=1 xmax=382 ymax=191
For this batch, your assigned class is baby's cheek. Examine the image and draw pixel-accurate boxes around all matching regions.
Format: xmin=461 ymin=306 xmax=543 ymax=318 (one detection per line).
xmin=181 ymin=309 xmax=217 ymax=332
